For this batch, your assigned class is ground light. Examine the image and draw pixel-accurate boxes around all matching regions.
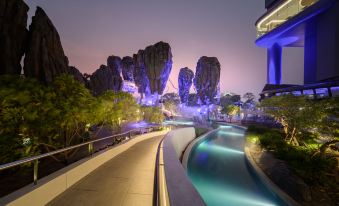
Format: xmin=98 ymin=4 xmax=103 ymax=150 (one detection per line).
xmin=197 ymin=142 xmax=244 ymax=155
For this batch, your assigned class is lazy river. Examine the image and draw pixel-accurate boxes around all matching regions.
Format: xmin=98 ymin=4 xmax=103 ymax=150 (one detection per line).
xmin=186 ymin=125 xmax=288 ymax=206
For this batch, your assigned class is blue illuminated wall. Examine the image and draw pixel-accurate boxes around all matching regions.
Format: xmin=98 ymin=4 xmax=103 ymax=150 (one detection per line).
xmin=267 ymin=43 xmax=282 ymax=84
xmin=257 ymin=0 xmax=339 ymax=86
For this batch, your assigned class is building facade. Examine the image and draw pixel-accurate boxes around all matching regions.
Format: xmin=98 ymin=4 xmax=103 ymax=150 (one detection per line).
xmin=256 ymin=0 xmax=339 ymax=99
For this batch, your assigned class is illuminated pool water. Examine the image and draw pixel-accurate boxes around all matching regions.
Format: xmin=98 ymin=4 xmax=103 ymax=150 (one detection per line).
xmin=187 ymin=126 xmax=287 ymax=206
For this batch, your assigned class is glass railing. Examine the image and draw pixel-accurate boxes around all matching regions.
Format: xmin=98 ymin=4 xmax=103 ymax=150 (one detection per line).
xmin=256 ymin=0 xmax=319 ymax=38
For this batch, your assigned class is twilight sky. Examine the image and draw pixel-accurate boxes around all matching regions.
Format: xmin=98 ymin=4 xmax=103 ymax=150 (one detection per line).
xmin=25 ymin=0 xmax=303 ymax=97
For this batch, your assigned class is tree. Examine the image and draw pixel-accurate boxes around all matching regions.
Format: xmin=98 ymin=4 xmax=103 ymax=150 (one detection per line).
xmin=49 ymin=75 xmax=97 ymax=161
xmin=221 ymin=105 xmax=240 ymax=123
xmin=161 ymin=93 xmax=180 ymax=115
xmin=0 ymin=75 xmax=56 ymax=163
xmin=96 ymin=91 xmax=140 ymax=131
xmin=316 ymin=97 xmax=339 ymax=156
xmin=141 ymin=106 xmax=164 ymax=124
xmin=243 ymin=92 xmax=255 ymax=103
xmin=242 ymin=92 xmax=257 ymax=120
xmin=260 ymin=95 xmax=327 ymax=146
xmin=219 ymin=94 xmax=241 ymax=108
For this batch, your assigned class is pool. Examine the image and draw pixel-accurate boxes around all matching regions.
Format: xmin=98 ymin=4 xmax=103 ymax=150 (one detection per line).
xmin=186 ymin=125 xmax=288 ymax=206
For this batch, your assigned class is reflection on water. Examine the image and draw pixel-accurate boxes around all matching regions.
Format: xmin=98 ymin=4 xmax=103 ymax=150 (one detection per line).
xmin=187 ymin=126 xmax=287 ymax=206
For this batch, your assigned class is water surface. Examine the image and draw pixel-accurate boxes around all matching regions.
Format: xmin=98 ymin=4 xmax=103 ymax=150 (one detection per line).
xmin=187 ymin=126 xmax=287 ymax=206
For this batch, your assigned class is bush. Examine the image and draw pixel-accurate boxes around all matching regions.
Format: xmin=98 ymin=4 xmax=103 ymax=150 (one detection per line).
xmin=247 ymin=125 xmax=337 ymax=188
xmin=0 ymin=75 xmax=142 ymax=164
xmin=141 ymin=106 xmax=164 ymax=124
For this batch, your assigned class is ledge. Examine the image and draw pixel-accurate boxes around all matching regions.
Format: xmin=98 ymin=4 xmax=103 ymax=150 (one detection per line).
xmin=162 ymin=128 xmax=206 ymax=206
xmin=244 ymin=145 xmax=301 ymax=206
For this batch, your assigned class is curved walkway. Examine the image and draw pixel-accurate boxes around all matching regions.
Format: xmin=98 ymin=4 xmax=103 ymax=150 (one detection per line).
xmin=48 ymin=135 xmax=163 ymax=206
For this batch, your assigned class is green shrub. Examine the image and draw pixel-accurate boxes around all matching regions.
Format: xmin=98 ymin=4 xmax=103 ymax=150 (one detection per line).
xmin=247 ymin=126 xmax=337 ymax=188
xmin=141 ymin=106 xmax=164 ymax=124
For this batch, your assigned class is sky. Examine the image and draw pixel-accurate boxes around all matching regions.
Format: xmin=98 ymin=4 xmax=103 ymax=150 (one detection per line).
xmin=25 ymin=0 xmax=304 ymax=97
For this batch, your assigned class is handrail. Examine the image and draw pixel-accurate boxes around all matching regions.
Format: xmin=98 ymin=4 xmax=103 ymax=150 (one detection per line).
xmin=0 ymin=125 xmax=163 ymax=185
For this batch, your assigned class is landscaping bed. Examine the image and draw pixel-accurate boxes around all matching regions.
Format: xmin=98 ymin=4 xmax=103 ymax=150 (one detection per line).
xmin=246 ymin=125 xmax=339 ymax=206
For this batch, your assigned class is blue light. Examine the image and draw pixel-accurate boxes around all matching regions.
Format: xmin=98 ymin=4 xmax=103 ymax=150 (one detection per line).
xmin=198 ymin=142 xmax=244 ymax=155
xmin=218 ymin=130 xmax=244 ymax=137
xmin=218 ymin=125 xmax=232 ymax=129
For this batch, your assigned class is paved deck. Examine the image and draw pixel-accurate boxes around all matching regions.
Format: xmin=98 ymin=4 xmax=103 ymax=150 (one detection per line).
xmin=48 ymin=135 xmax=163 ymax=206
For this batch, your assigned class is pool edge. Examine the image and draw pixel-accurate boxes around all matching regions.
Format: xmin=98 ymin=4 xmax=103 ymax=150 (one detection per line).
xmin=244 ymin=146 xmax=301 ymax=206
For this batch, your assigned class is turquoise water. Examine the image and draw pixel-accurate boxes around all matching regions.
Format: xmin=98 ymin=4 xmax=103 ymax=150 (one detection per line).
xmin=187 ymin=126 xmax=287 ymax=206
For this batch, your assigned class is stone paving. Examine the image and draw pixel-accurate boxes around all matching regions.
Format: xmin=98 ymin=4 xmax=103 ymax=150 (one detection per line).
xmin=48 ymin=135 xmax=163 ymax=206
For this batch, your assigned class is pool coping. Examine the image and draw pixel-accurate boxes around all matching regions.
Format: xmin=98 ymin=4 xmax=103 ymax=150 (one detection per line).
xmin=181 ymin=129 xmax=217 ymax=171
xmin=162 ymin=128 xmax=206 ymax=206
xmin=183 ymin=123 xmax=300 ymax=206
xmin=244 ymin=145 xmax=301 ymax=206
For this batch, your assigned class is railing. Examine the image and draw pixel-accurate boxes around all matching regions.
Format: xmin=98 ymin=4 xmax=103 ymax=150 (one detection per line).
xmin=0 ymin=125 xmax=164 ymax=186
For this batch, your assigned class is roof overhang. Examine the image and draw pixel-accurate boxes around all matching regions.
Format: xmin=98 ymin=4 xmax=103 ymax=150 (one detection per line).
xmin=255 ymin=0 xmax=336 ymax=48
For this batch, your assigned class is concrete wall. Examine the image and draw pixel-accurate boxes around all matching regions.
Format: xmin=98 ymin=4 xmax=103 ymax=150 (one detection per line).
xmin=0 ymin=130 xmax=168 ymax=206
xmin=166 ymin=127 xmax=196 ymax=158
xmin=162 ymin=127 xmax=206 ymax=206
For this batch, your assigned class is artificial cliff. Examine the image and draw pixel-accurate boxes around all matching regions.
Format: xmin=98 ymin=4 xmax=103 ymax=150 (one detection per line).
xmin=0 ymin=0 xmax=29 ymax=75
xmin=121 ymin=56 xmax=134 ymax=81
xmin=0 ymin=1 xmax=173 ymax=98
xmin=194 ymin=56 xmax=221 ymax=105
xmin=23 ymin=7 xmax=70 ymax=83
xmin=178 ymin=67 xmax=194 ymax=104
xmin=142 ymin=41 xmax=172 ymax=95
xmin=0 ymin=1 xmax=86 ymax=85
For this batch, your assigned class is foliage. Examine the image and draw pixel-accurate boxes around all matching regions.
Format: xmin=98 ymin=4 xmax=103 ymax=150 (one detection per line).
xmin=141 ymin=106 xmax=164 ymax=124
xmin=219 ymin=94 xmax=240 ymax=107
xmin=161 ymin=93 xmax=180 ymax=114
xmin=0 ymin=75 xmax=141 ymax=164
xmin=0 ymin=75 xmax=55 ymax=163
xmin=51 ymin=75 xmax=96 ymax=152
xmin=221 ymin=104 xmax=240 ymax=122
xmin=259 ymin=95 xmax=327 ymax=146
xmin=247 ymin=126 xmax=337 ymax=188
xmin=243 ymin=92 xmax=255 ymax=103
xmin=96 ymin=91 xmax=140 ymax=130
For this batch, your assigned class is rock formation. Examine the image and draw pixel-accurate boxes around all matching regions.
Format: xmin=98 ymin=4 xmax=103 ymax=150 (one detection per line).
xmin=68 ymin=66 xmax=86 ymax=85
xmin=90 ymin=63 xmax=122 ymax=96
xmin=107 ymin=55 xmax=122 ymax=75
xmin=178 ymin=67 xmax=194 ymax=104
xmin=0 ymin=0 xmax=29 ymax=75
xmin=194 ymin=56 xmax=221 ymax=105
xmin=143 ymin=41 xmax=172 ymax=95
xmin=133 ymin=50 xmax=150 ymax=96
xmin=121 ymin=56 xmax=134 ymax=81
xmin=23 ymin=7 xmax=69 ymax=83
xmin=132 ymin=41 xmax=172 ymax=97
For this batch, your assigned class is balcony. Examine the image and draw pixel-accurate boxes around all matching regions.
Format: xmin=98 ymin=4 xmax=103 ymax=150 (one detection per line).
xmin=256 ymin=0 xmax=319 ymax=38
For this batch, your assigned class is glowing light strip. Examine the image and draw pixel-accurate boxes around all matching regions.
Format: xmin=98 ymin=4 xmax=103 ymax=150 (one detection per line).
xmin=198 ymin=142 xmax=244 ymax=155
xmin=218 ymin=125 xmax=232 ymax=129
xmin=256 ymin=0 xmax=293 ymax=31
xmin=265 ymin=19 xmax=286 ymax=26
xmin=218 ymin=130 xmax=244 ymax=137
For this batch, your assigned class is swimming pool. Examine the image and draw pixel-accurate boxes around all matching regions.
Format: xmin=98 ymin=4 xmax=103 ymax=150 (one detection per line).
xmin=186 ymin=125 xmax=288 ymax=206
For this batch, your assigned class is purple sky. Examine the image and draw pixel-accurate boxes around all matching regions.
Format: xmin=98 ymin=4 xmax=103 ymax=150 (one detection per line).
xmin=25 ymin=0 xmax=303 ymax=97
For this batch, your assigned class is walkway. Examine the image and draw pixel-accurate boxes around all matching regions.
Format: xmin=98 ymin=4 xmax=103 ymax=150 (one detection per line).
xmin=48 ymin=135 xmax=163 ymax=206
